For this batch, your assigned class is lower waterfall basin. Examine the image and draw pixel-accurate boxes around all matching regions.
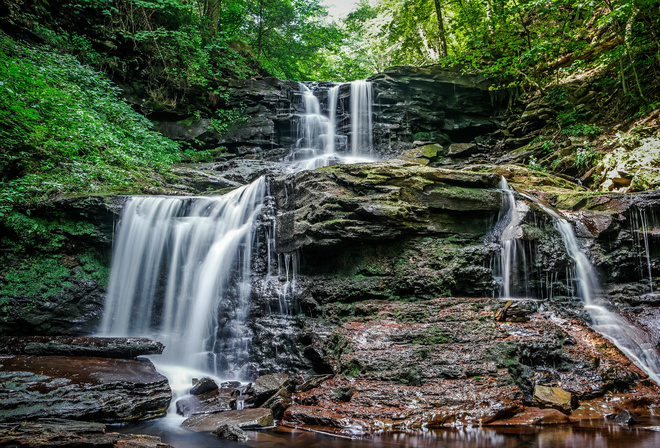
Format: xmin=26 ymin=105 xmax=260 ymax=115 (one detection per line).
xmin=112 ymin=416 xmax=660 ymax=448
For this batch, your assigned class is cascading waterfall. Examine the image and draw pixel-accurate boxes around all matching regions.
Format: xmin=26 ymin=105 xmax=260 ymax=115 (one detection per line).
xmin=536 ymin=202 xmax=660 ymax=384
xmin=100 ymin=79 xmax=377 ymax=391
xmin=100 ymin=178 xmax=268 ymax=379
xmin=496 ymin=177 xmax=524 ymax=299
xmin=496 ymin=181 xmax=660 ymax=383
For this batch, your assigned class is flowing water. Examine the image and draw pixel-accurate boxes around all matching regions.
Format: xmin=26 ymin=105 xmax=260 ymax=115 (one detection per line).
xmin=115 ymin=417 xmax=660 ymax=448
xmin=285 ymin=81 xmax=375 ymax=171
xmin=496 ymin=180 xmax=660 ymax=383
xmin=101 ymin=179 xmax=267 ymax=380
xmin=101 ymin=80 xmax=376 ymax=381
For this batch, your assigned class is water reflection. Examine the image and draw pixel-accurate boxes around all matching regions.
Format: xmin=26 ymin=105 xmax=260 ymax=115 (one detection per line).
xmin=113 ymin=418 xmax=660 ymax=448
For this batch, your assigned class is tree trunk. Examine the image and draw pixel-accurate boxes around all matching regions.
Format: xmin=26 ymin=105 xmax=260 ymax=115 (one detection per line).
xmin=434 ymin=0 xmax=448 ymax=58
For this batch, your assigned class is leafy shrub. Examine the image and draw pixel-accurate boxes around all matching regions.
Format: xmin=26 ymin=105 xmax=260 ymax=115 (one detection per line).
xmin=0 ymin=36 xmax=181 ymax=214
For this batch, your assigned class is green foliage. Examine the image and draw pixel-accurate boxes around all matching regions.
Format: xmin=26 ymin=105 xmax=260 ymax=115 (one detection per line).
xmin=1 ymin=256 xmax=70 ymax=299
xmin=0 ymin=36 xmax=180 ymax=213
xmin=563 ymin=123 xmax=604 ymax=137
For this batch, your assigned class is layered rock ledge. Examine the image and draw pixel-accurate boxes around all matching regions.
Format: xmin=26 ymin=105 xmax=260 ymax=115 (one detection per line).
xmin=0 ymin=338 xmax=171 ymax=423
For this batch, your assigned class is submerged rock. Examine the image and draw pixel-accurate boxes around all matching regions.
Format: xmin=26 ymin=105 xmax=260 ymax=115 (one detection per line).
xmin=182 ymin=408 xmax=274 ymax=432
xmin=0 ymin=355 xmax=171 ymax=423
xmin=615 ymin=410 xmax=640 ymax=426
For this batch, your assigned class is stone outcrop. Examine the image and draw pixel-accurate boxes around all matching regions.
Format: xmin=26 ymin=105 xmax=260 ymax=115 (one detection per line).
xmin=152 ymin=66 xmax=501 ymax=161
xmin=0 ymin=355 xmax=171 ymax=423
xmin=0 ymin=336 xmax=164 ymax=358
xmin=279 ymin=298 xmax=660 ymax=430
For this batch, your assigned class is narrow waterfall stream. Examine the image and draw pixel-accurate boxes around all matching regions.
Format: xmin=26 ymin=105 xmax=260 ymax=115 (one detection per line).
xmin=497 ymin=180 xmax=660 ymax=383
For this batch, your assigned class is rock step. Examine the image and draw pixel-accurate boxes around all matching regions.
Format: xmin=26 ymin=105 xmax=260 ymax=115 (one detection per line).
xmin=0 ymin=336 xmax=164 ymax=359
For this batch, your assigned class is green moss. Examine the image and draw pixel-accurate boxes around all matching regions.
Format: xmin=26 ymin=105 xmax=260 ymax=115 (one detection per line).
xmin=1 ymin=256 xmax=70 ymax=299
xmin=410 ymin=326 xmax=453 ymax=345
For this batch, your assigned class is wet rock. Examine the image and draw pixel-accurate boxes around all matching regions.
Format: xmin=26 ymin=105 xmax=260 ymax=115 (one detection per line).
xmin=254 ymin=373 xmax=294 ymax=403
xmin=261 ymin=387 xmax=293 ymax=419
xmin=447 ymin=142 xmax=478 ymax=158
xmin=170 ymin=167 xmax=241 ymax=192
xmin=273 ymin=160 xmax=502 ymax=253
xmin=493 ymin=407 xmax=571 ymax=425
xmin=0 ymin=356 xmax=171 ymax=423
xmin=190 ymin=377 xmax=219 ymax=395
xmin=213 ymin=424 xmax=249 ymax=441
xmin=182 ymin=408 xmax=274 ymax=432
xmin=615 ymin=410 xmax=640 ymax=426
xmin=297 ymin=375 xmax=333 ymax=393
xmin=533 ymin=386 xmax=574 ymax=414
xmin=0 ymin=418 xmax=173 ymax=447
xmin=0 ymin=336 xmax=164 ymax=359
xmin=175 ymin=389 xmax=232 ymax=417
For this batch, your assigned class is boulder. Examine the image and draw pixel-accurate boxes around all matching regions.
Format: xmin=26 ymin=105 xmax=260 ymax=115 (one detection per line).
xmin=190 ymin=377 xmax=219 ymax=396
xmin=532 ymin=386 xmax=574 ymax=414
xmin=182 ymin=408 xmax=274 ymax=432
xmin=213 ymin=424 xmax=249 ymax=441
xmin=0 ymin=336 xmax=164 ymax=359
xmin=0 ymin=355 xmax=171 ymax=423
xmin=175 ymin=389 xmax=232 ymax=417
xmin=261 ymin=388 xmax=293 ymax=419
xmin=253 ymin=373 xmax=294 ymax=403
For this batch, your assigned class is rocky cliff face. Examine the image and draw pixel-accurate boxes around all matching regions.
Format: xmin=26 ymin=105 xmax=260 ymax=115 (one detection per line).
xmin=152 ymin=65 xmax=501 ymax=161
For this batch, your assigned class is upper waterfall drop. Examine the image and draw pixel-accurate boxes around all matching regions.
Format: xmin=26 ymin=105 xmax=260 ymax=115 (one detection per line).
xmin=350 ymin=80 xmax=373 ymax=156
xmin=285 ymin=80 xmax=374 ymax=171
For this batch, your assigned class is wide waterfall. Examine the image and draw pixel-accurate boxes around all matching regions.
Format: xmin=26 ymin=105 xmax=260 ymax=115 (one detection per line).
xmin=497 ymin=180 xmax=660 ymax=383
xmin=100 ymin=178 xmax=267 ymax=379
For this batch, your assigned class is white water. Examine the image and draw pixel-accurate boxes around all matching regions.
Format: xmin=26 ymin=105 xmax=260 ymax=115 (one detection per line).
xmin=496 ymin=177 xmax=524 ymax=299
xmin=351 ymin=80 xmax=373 ymax=155
xmin=101 ymin=178 xmax=267 ymax=379
xmin=631 ymin=207 xmax=655 ymax=293
xmin=101 ymin=79 xmax=378 ymax=387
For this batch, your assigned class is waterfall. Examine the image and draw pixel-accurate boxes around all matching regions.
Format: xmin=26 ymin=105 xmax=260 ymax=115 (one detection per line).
xmin=100 ymin=178 xmax=267 ymax=379
xmin=286 ymin=81 xmax=374 ymax=171
xmin=535 ymin=202 xmax=660 ymax=384
xmin=631 ymin=207 xmax=655 ymax=293
xmin=326 ymin=85 xmax=339 ymax=154
xmin=350 ymin=80 xmax=373 ymax=155
xmin=496 ymin=177 xmax=524 ymax=299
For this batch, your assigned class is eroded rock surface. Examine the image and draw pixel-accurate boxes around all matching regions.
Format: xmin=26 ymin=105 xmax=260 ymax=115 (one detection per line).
xmin=0 ymin=356 xmax=171 ymax=423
